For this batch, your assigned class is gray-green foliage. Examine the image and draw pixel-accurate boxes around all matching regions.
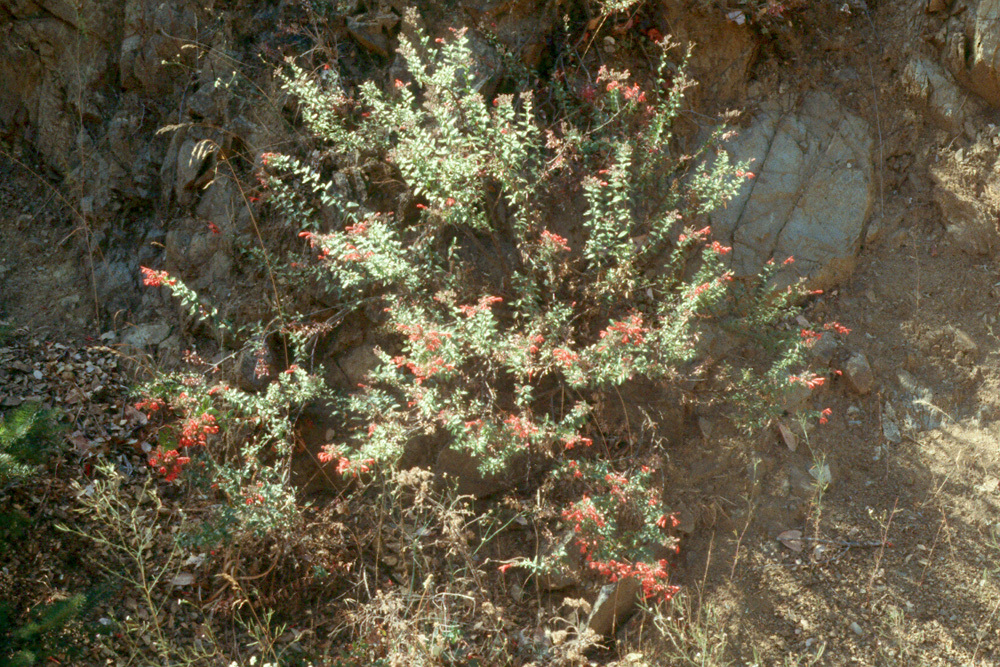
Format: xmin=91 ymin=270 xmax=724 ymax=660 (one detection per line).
xmin=263 ymin=17 xmax=799 ymax=477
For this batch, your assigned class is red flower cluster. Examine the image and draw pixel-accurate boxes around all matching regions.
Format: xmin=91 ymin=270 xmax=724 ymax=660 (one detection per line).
xmin=823 ymin=321 xmax=851 ymax=335
xmin=392 ymin=354 xmax=455 ymax=384
xmin=799 ymin=329 xmax=822 ymax=346
xmin=317 ymin=445 xmax=375 ymax=477
xmin=539 ymin=229 xmax=571 ymax=252
xmin=140 ymin=266 xmax=176 ymax=287
xmin=587 ymin=558 xmax=678 ymax=600
xmin=562 ymin=481 xmax=679 ymax=600
xmin=317 ymin=445 xmax=340 ymax=464
xmin=527 ymin=334 xmax=545 ymax=356
xmin=135 ymin=398 xmax=165 ymax=415
xmin=601 ymin=313 xmax=649 ymax=345
xmin=552 ymin=348 xmax=580 ymax=368
xmin=678 ymin=226 xmax=711 ymax=243
xmin=504 ymin=413 xmax=539 ymax=441
xmin=179 ymin=413 xmax=219 ymax=448
xmin=457 ymin=295 xmax=502 ymax=318
xmin=819 ymin=407 xmax=833 ymax=425
xmin=395 ymin=323 xmax=452 ymax=352
xmin=691 ymin=281 xmax=713 ymax=298
xmin=562 ymin=434 xmax=593 ymax=450
xmin=341 ymin=242 xmax=374 ymax=262
xmin=621 ymin=83 xmax=646 ymax=103
xmin=788 ymin=373 xmax=825 ymax=389
xmin=562 ymin=496 xmax=606 ymax=531
xmin=344 ymin=220 xmax=369 ymax=235
xmin=148 ymin=448 xmax=190 ymax=483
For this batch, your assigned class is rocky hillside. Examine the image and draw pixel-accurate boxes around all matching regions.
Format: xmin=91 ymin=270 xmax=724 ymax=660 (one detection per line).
xmin=4 ymin=0 xmax=1000 ymax=664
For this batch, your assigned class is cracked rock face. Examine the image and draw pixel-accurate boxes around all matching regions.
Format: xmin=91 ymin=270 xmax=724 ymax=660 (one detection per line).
xmin=958 ymin=0 xmax=1000 ymax=108
xmin=711 ymin=92 xmax=875 ymax=290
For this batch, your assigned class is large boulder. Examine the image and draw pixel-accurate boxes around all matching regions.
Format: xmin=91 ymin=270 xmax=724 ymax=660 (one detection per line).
xmin=902 ymin=58 xmax=984 ymax=132
xmin=711 ymin=92 xmax=874 ymax=290
xmin=953 ymin=0 xmax=1000 ymax=107
xmin=587 ymin=577 xmax=642 ymax=636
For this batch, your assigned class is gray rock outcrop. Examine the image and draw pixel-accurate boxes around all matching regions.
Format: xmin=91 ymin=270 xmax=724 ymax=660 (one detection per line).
xmin=954 ymin=0 xmax=1000 ymax=107
xmin=712 ymin=92 xmax=875 ymax=290
xmin=903 ymin=58 xmax=983 ymax=132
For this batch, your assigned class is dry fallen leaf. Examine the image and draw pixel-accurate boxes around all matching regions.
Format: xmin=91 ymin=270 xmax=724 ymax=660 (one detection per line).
xmin=170 ymin=572 xmax=196 ymax=586
xmin=777 ymin=529 xmax=804 ymax=552
xmin=68 ymin=433 xmax=93 ymax=454
xmin=811 ymin=543 xmax=834 ymax=563
xmin=64 ymin=387 xmax=87 ymax=404
xmin=777 ymin=421 xmax=798 ymax=451
xmin=810 ymin=462 xmax=832 ymax=488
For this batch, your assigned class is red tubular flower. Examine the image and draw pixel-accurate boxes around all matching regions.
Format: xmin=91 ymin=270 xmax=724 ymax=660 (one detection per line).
xmin=600 ymin=313 xmax=649 ymax=345
xmin=823 ymin=321 xmax=851 ymax=335
xmin=178 ymin=413 xmax=219 ymax=448
xmin=140 ymin=266 xmax=175 ymax=287
xmin=562 ymin=434 xmax=592 ymax=450
xmin=148 ymin=447 xmax=191 ymax=482
xmin=819 ymin=407 xmax=833 ymax=425
xmin=540 ymin=229 xmax=571 ymax=252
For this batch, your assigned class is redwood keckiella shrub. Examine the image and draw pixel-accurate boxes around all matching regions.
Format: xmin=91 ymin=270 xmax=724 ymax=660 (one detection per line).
xmin=272 ymin=20 xmax=815 ymax=475
xmin=134 ymin=14 xmax=841 ymax=597
xmin=257 ymin=19 xmax=836 ymax=596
